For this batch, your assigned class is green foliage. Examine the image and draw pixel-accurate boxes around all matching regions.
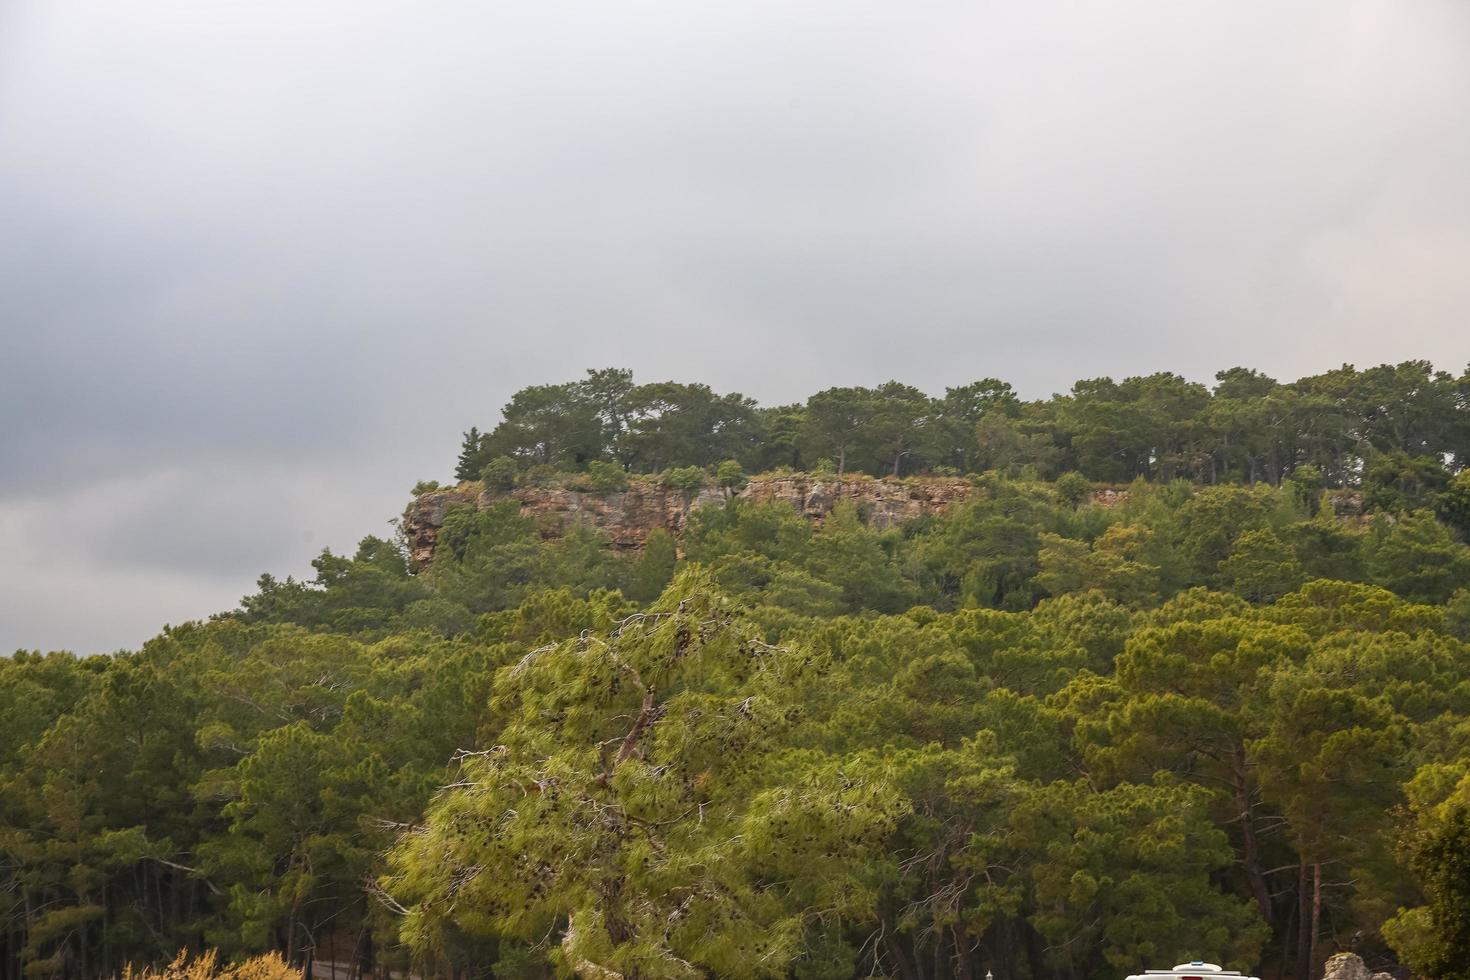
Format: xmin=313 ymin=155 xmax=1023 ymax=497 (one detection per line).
xmin=1387 ymin=793 xmax=1470 ymax=980
xmin=803 ymin=503 xmax=917 ymax=613
xmin=455 ymin=426 xmax=486 ymax=481
xmin=421 ymin=503 xmax=633 ymax=614
xmin=1279 ymin=514 xmax=1366 ymax=582
xmin=450 ymin=362 xmax=1468 ymax=491
xmin=715 ymin=459 xmax=745 ymax=490
xmin=1036 ymin=525 xmax=1162 ymax=606
xmin=659 ymin=465 xmax=707 ymax=493
xmin=1218 ymin=528 xmax=1306 ymax=603
xmin=1447 ymin=589 xmax=1470 ymax=641
xmin=1438 ymin=470 xmax=1470 ymax=539
xmin=579 ymin=459 xmax=629 ymax=493
xmin=479 ymin=455 xmax=518 ymax=491
xmin=236 ymin=536 xmax=430 ymax=634
xmin=974 ymin=409 xmax=1062 ymax=477
xmin=1365 ymin=452 xmax=1452 ymax=513
xmin=1173 ymin=485 xmax=1279 ymax=582
xmin=1055 ymin=470 xmax=1092 ymax=506
xmin=1285 ymin=463 xmax=1324 ymax=516
xmin=628 ymin=529 xmax=678 ymax=603
xmin=1366 ymin=510 xmax=1470 ymax=604
xmin=399 ymin=597 xmax=476 ymax=637
xmin=905 ymin=481 xmax=1063 ymax=610
xmin=388 ymin=571 xmax=906 ymax=979
xmin=1015 ymin=779 xmax=1269 ymax=973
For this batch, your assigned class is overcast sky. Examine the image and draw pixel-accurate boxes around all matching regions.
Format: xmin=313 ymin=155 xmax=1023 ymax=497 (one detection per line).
xmin=3 ymin=1 xmax=1469 ymax=654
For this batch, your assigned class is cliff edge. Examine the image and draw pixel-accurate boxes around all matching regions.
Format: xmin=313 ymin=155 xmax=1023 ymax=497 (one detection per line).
xmin=402 ymin=474 xmax=978 ymax=568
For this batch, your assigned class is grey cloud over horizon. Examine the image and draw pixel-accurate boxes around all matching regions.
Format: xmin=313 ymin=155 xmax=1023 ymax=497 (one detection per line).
xmin=3 ymin=0 xmax=1469 ymax=653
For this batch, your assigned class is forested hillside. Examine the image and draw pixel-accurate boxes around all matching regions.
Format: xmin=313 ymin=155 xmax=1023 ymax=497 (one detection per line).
xmin=4 ymin=363 xmax=1470 ymax=980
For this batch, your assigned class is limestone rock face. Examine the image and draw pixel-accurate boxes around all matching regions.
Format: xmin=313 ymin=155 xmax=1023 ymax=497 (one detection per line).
xmin=738 ymin=475 xmax=973 ymax=529
xmin=504 ymin=482 xmax=727 ymax=550
xmin=1329 ymin=490 xmax=1367 ymax=519
xmin=401 ymin=475 xmax=978 ymax=568
xmin=1320 ymin=953 xmax=1373 ymax=980
xmin=401 ymin=478 xmax=1389 ymax=571
xmin=401 ymin=487 xmax=480 ymax=567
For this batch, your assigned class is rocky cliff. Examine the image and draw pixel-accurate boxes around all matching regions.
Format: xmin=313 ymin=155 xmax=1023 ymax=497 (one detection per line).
xmin=402 ymin=476 xmax=1367 ymax=569
xmin=402 ymin=475 xmax=978 ymax=568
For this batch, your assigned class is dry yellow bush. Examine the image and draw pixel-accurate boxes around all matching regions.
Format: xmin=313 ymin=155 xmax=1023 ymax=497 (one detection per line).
xmin=120 ymin=949 xmax=301 ymax=980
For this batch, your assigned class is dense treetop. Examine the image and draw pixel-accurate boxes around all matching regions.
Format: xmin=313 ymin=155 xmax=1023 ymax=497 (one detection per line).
xmin=5 ymin=362 xmax=1470 ymax=980
xmin=452 ymin=362 xmax=1470 ymax=487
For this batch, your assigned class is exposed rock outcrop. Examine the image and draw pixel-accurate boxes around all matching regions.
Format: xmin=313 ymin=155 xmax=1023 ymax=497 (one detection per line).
xmin=402 ymin=477 xmax=1380 ymax=570
xmin=505 ymin=481 xmax=727 ymax=550
xmin=401 ymin=486 xmax=481 ymax=567
xmin=1320 ymin=952 xmax=1394 ymax=980
xmin=1328 ymin=490 xmax=1367 ymax=520
xmin=738 ymin=475 xmax=973 ymax=529
xmin=402 ymin=475 xmax=977 ymax=568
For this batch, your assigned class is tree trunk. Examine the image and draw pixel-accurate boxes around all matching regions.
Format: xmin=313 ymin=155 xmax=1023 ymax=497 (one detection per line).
xmin=600 ymin=879 xmax=640 ymax=980
xmin=613 ymin=691 xmax=656 ymax=767
xmin=1295 ymin=863 xmax=1311 ymax=980
xmin=953 ymin=925 xmax=975 ymax=980
xmin=887 ymin=933 xmax=922 ymax=980
xmin=357 ymin=926 xmax=374 ymax=980
xmin=1278 ymin=895 xmax=1295 ymax=980
xmin=286 ymin=894 xmax=302 ymax=967
xmin=1309 ymin=862 xmax=1322 ymax=978
xmin=1231 ymin=751 xmax=1273 ymax=922
xmin=997 ymin=917 xmax=1018 ymax=980
xmin=154 ymin=864 xmax=165 ymax=943
xmin=21 ymin=887 xmax=33 ymax=980
xmin=1023 ymin=922 xmax=1047 ymax=980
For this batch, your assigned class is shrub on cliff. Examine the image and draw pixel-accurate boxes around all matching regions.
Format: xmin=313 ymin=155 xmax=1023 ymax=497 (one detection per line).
xmin=660 ymin=465 xmax=707 ymax=493
xmin=520 ymin=463 xmax=564 ymax=487
xmin=579 ymin=459 xmax=629 ymax=493
xmin=479 ymin=456 xmax=518 ymax=491
xmin=716 ymin=459 xmax=746 ymax=491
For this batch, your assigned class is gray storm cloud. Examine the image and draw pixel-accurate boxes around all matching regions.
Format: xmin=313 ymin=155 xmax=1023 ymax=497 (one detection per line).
xmin=2 ymin=0 xmax=1468 ymax=652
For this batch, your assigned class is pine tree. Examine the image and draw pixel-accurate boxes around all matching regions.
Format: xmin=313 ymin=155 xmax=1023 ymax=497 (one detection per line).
xmin=454 ymin=427 xmax=485 ymax=481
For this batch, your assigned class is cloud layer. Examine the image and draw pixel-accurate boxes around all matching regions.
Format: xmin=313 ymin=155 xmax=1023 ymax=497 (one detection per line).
xmin=3 ymin=0 xmax=1469 ymax=652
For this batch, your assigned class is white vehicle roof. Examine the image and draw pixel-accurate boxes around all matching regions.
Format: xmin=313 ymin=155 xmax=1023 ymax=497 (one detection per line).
xmin=1125 ymin=963 xmax=1260 ymax=980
